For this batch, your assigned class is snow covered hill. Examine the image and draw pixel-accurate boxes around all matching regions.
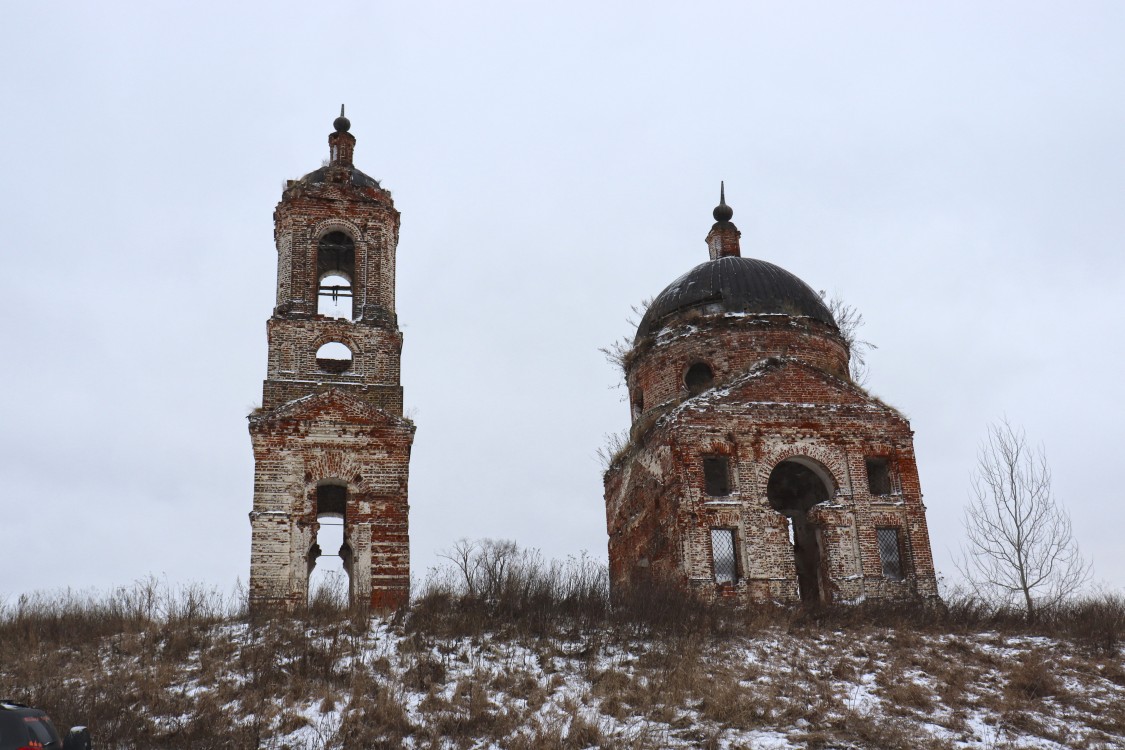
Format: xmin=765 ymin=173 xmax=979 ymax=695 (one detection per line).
xmin=2 ymin=580 xmax=1123 ymax=749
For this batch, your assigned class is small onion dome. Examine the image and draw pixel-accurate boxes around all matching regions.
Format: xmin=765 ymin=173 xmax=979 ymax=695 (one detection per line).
xmin=635 ymin=256 xmax=837 ymax=343
xmin=713 ymin=181 xmax=734 ymax=223
xmin=333 ymin=104 xmax=351 ymax=133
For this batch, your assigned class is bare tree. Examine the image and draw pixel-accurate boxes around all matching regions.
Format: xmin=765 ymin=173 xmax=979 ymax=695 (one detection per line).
xmin=439 ymin=538 xmax=483 ymax=597
xmin=957 ymin=420 xmax=1090 ymax=620
xmin=438 ymin=538 xmax=531 ymax=601
xmin=821 ymin=290 xmax=876 ymax=386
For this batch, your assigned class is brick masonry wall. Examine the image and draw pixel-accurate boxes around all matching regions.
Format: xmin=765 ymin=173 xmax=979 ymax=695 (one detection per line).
xmin=606 ymin=316 xmax=938 ymax=605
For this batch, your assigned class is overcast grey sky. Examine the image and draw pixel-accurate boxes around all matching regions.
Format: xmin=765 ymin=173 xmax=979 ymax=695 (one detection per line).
xmin=2 ymin=1 xmax=1123 ymax=600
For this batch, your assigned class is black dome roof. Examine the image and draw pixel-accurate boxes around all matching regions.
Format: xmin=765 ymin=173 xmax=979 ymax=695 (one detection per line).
xmin=298 ymin=165 xmax=382 ymax=189
xmin=635 ymin=256 xmax=836 ymax=342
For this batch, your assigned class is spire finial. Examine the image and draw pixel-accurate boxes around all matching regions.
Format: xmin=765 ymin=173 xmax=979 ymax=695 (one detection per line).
xmin=333 ymin=104 xmax=351 ymax=133
xmin=713 ymin=181 xmax=734 ymax=222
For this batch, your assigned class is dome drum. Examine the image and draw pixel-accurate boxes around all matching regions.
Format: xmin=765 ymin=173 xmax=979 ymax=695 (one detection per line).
xmin=625 ymin=317 xmax=851 ymax=425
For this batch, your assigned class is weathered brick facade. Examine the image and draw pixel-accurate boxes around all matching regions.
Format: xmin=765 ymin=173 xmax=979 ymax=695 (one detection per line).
xmin=249 ymin=110 xmax=414 ymax=612
xmin=605 ymin=190 xmax=938 ymax=604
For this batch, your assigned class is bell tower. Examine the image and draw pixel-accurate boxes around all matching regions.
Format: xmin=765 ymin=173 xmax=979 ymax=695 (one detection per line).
xmin=248 ymin=108 xmax=415 ymax=612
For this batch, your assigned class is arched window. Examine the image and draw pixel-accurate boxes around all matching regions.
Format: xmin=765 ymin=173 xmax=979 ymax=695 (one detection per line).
xmin=685 ymin=362 xmax=715 ymax=394
xmin=317 ymin=231 xmax=355 ymax=320
xmin=316 ymin=341 xmax=353 ymax=373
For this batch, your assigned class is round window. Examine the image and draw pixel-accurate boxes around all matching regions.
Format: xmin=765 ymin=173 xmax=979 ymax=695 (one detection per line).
xmin=684 ymin=362 xmax=714 ymax=393
xmin=316 ymin=342 xmax=353 ymax=373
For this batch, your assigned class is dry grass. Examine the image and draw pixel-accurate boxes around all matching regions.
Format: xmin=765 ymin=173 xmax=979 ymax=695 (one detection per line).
xmin=1005 ymin=649 xmax=1063 ymax=701
xmin=2 ymin=547 xmax=1124 ymax=749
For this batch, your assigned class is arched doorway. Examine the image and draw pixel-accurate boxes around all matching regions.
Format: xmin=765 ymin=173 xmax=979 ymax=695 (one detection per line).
xmin=766 ymin=458 xmax=834 ymax=605
xmin=307 ymin=482 xmax=352 ymax=607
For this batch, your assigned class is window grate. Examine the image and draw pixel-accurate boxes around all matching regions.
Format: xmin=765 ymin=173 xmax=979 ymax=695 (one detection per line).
xmin=711 ymin=528 xmax=737 ymax=584
xmin=877 ymin=527 xmax=904 ymax=580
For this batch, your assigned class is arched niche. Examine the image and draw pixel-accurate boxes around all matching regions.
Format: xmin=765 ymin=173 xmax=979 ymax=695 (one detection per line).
xmin=766 ymin=457 xmax=836 ymax=605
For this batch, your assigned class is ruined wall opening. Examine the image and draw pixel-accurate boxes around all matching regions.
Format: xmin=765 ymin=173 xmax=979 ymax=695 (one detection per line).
xmin=865 ymin=457 xmax=896 ymax=496
xmin=767 ymin=457 xmax=834 ymax=605
xmin=684 ymin=362 xmax=715 ymax=394
xmin=703 ymin=456 xmax=731 ymax=496
xmin=631 ymin=389 xmax=644 ymax=421
xmin=317 ymin=231 xmax=355 ymax=320
xmin=308 ymin=482 xmax=351 ymax=606
xmin=316 ymin=341 xmax=353 ymax=373
xmin=318 ymin=272 xmax=353 ymax=319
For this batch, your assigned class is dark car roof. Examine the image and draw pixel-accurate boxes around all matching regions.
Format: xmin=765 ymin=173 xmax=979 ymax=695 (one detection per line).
xmin=1 ymin=701 xmax=62 ymax=750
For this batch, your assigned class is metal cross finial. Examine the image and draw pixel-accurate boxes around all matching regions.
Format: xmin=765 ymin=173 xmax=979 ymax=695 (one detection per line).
xmin=713 ymin=181 xmax=734 ymax=223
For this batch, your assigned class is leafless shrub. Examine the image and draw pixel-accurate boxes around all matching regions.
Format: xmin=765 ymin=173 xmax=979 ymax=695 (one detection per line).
xmin=821 ymin=290 xmax=877 ymax=386
xmin=412 ymin=540 xmax=609 ymax=637
xmin=1043 ymin=592 xmax=1125 ymax=656
xmin=610 ymin=576 xmax=739 ymax=637
xmin=600 ymin=337 xmax=633 ymax=376
xmin=600 ymin=297 xmax=652 ymax=380
xmin=597 ymin=428 xmax=631 ymax=471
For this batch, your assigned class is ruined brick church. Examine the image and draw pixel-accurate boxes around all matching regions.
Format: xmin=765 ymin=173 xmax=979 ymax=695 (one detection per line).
xmin=248 ymin=112 xmax=937 ymax=611
xmin=604 ymin=188 xmax=938 ymax=604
